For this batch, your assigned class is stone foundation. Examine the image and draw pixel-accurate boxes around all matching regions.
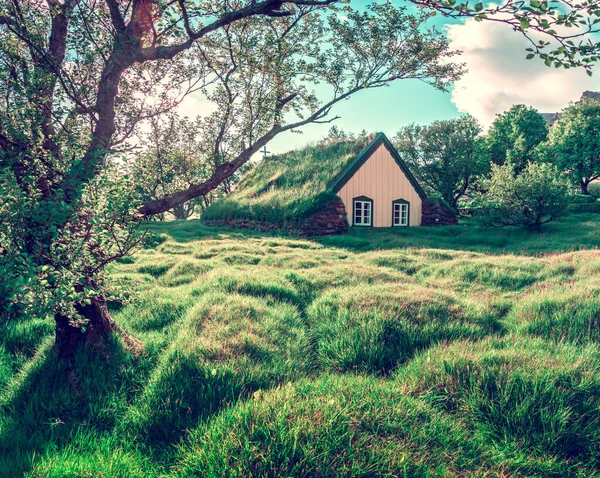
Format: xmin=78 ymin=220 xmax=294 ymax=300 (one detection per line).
xmin=421 ymin=199 xmax=458 ymax=226
xmin=297 ymin=198 xmax=348 ymax=237
xmin=203 ymin=198 xmax=348 ymax=237
xmin=203 ymin=218 xmax=284 ymax=233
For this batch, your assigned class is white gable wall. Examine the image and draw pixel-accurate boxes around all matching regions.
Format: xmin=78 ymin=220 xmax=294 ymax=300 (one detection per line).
xmin=336 ymin=143 xmax=422 ymax=227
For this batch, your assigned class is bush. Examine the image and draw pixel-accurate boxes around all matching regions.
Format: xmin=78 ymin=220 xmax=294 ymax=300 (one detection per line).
xmin=474 ymin=162 xmax=570 ymax=228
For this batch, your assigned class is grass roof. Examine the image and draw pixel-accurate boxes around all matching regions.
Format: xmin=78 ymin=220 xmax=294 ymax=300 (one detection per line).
xmin=202 ymin=136 xmax=372 ymax=226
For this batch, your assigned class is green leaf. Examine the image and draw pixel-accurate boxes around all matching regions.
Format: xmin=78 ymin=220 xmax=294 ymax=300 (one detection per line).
xmin=474 ymin=2 xmax=483 ymax=11
xmin=526 ymin=53 xmax=535 ymax=59
xmin=520 ymin=18 xmax=530 ymax=29
xmin=587 ymin=69 xmax=593 ymax=76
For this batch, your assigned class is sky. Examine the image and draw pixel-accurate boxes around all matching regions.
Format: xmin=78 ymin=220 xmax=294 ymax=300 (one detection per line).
xmin=178 ymin=0 xmax=600 ymax=156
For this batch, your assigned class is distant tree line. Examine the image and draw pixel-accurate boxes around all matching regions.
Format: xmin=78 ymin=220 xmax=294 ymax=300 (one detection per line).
xmin=391 ymin=98 xmax=600 ymax=228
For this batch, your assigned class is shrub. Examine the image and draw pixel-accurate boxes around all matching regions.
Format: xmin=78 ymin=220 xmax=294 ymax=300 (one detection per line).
xmin=474 ymin=162 xmax=571 ymax=228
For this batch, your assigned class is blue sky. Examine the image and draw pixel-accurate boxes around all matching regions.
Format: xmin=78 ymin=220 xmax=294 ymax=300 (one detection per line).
xmin=266 ymin=0 xmax=462 ymax=154
xmin=267 ymin=78 xmax=461 ymax=155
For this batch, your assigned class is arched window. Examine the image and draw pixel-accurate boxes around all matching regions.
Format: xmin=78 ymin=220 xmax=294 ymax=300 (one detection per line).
xmin=392 ymin=199 xmax=409 ymax=226
xmin=353 ymin=196 xmax=373 ymax=226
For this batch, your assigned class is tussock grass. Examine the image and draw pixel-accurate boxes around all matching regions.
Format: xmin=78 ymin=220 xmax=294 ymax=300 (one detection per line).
xmin=121 ymin=292 xmax=315 ymax=446
xmin=3 ymin=214 xmax=600 ymax=477
xmin=173 ymin=374 xmax=500 ymax=477
xmin=308 ymin=283 xmax=502 ymax=374
xmin=396 ymin=337 xmax=600 ymax=475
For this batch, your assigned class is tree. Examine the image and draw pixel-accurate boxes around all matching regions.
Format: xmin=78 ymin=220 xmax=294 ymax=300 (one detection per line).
xmin=2 ymin=0 xmax=599 ymax=361
xmin=0 ymin=0 xmax=464 ymax=358
xmin=394 ymin=115 xmax=486 ymax=211
xmin=485 ymin=105 xmax=549 ymax=172
xmin=547 ymin=98 xmax=600 ymax=194
xmin=130 ymin=116 xmax=236 ymax=220
xmin=474 ymin=162 xmax=570 ymax=228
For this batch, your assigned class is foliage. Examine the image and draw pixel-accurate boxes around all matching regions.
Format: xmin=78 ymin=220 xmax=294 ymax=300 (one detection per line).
xmin=1 ymin=215 xmax=600 ymax=476
xmin=485 ymin=105 xmax=549 ymax=172
xmin=474 ymin=162 xmax=571 ymax=228
xmin=394 ymin=115 xmax=487 ymax=211
xmin=546 ymin=98 xmax=600 ymax=194
xmin=130 ymin=116 xmax=239 ymax=220
xmin=0 ymin=165 xmax=142 ymax=322
xmin=0 ymin=0 xmax=463 ymax=354
xmin=413 ymin=0 xmax=600 ymax=72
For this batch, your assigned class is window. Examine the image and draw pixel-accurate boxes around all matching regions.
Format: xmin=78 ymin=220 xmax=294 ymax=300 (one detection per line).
xmin=353 ymin=197 xmax=372 ymax=226
xmin=393 ymin=200 xmax=409 ymax=226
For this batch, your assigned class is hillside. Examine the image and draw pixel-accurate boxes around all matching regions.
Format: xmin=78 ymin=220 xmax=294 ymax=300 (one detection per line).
xmin=201 ymin=137 xmax=370 ymax=227
xmin=2 ymin=214 xmax=600 ymax=476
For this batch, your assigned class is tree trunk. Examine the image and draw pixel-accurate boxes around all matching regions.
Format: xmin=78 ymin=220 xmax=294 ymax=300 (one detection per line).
xmin=581 ymin=180 xmax=589 ymax=195
xmin=54 ymin=296 xmax=115 ymax=359
xmin=172 ymin=202 xmax=192 ymax=220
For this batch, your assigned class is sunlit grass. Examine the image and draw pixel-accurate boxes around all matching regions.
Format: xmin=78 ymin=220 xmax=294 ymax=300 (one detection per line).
xmin=2 ymin=214 xmax=600 ymax=477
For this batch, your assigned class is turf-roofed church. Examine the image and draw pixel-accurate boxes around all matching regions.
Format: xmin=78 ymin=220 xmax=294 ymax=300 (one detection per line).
xmin=202 ymin=132 xmax=456 ymax=236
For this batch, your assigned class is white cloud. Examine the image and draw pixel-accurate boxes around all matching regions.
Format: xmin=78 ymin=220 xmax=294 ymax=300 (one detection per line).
xmin=177 ymin=90 xmax=218 ymax=120
xmin=446 ymin=18 xmax=599 ymax=128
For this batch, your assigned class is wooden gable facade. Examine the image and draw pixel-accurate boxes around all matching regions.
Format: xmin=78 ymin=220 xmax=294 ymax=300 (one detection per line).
xmin=330 ymin=133 xmax=427 ymax=227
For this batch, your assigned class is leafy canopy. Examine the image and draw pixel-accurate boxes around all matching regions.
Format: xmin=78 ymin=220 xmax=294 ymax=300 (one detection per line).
xmin=474 ymin=162 xmax=571 ymax=228
xmin=485 ymin=105 xmax=549 ymax=173
xmin=394 ymin=115 xmax=487 ymax=211
xmin=546 ymin=98 xmax=600 ymax=194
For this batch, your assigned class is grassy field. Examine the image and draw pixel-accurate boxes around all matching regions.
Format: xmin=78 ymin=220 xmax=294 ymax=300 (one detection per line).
xmin=2 ymin=213 xmax=600 ymax=477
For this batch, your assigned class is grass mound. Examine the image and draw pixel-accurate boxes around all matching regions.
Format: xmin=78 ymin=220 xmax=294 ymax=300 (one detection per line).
xmin=173 ymin=374 xmax=496 ymax=477
xmin=307 ymin=283 xmax=502 ymax=374
xmin=5 ymin=216 xmax=600 ymax=477
xmin=201 ymin=137 xmax=369 ymax=226
xmin=508 ymin=284 xmax=600 ymax=344
xmin=396 ymin=337 xmax=600 ymax=475
xmin=122 ymin=292 xmax=315 ymax=444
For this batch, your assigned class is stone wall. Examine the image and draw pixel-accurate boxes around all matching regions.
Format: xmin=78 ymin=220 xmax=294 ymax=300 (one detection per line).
xmin=203 ymin=198 xmax=348 ymax=237
xmin=298 ymin=198 xmax=348 ymax=237
xmin=202 ymin=218 xmax=284 ymax=233
xmin=421 ymin=199 xmax=458 ymax=226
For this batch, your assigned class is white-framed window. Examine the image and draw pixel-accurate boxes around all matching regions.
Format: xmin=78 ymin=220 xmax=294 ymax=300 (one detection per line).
xmin=353 ymin=198 xmax=372 ymax=226
xmin=393 ymin=201 xmax=409 ymax=226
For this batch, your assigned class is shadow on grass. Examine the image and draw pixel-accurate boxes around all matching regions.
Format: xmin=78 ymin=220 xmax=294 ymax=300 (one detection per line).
xmin=0 ymin=336 xmax=153 ymax=478
xmin=142 ymin=213 xmax=600 ymax=256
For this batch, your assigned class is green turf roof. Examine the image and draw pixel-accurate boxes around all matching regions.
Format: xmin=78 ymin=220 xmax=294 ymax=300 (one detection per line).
xmin=202 ymin=133 xmax=425 ymax=226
